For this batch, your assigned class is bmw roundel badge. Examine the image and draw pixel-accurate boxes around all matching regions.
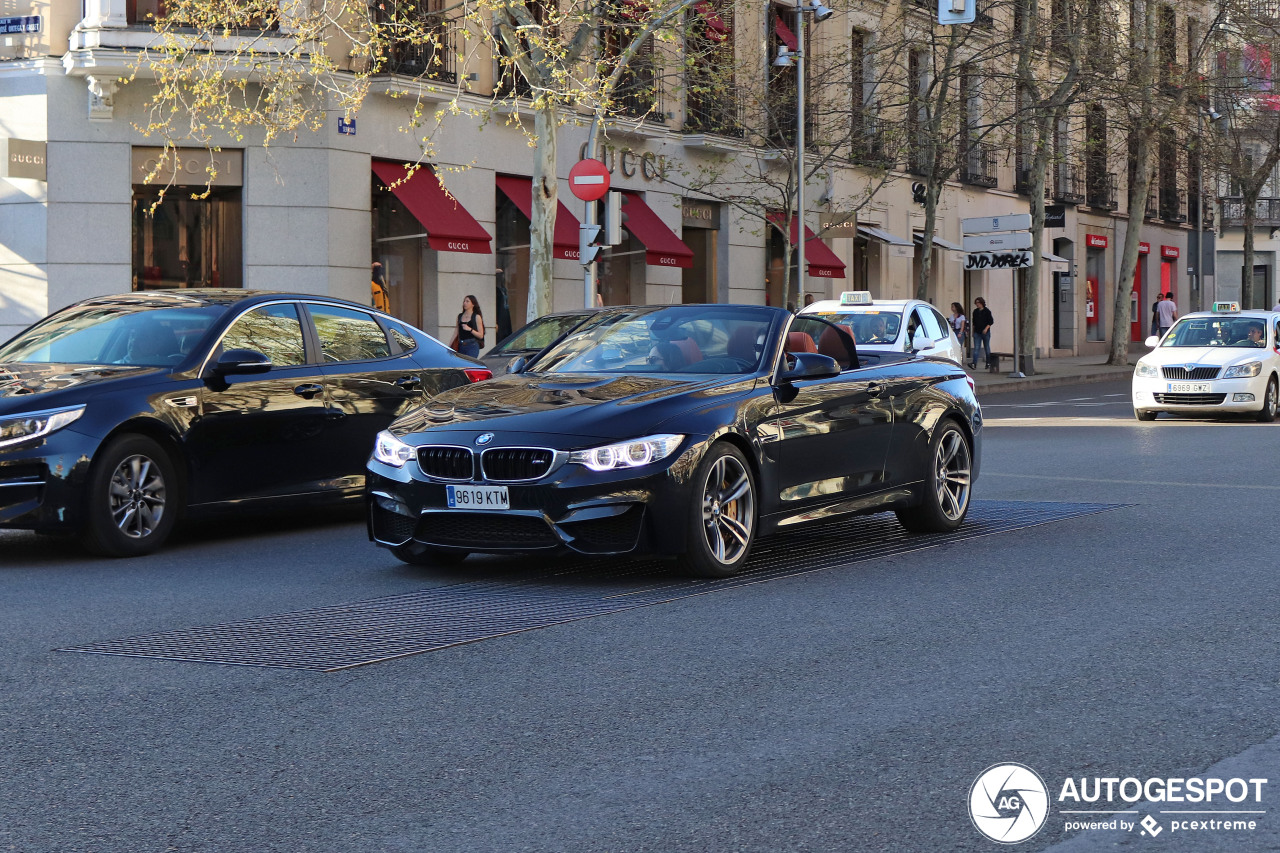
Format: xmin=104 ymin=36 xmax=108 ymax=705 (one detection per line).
xmin=476 ymin=433 xmax=495 ymax=446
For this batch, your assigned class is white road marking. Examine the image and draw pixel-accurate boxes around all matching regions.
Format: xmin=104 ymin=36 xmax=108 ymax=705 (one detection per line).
xmin=988 ymin=472 xmax=1280 ymax=490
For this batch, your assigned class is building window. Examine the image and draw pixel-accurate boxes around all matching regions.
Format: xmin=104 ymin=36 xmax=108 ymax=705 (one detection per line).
xmin=685 ymin=1 xmax=739 ymax=136
xmin=130 ymin=148 xmax=243 ymax=292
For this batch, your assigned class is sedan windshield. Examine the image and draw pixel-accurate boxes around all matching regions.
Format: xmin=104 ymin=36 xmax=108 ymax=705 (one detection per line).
xmin=490 ymin=313 xmax=590 ymax=355
xmin=532 ymin=306 xmax=775 ymax=375
xmin=0 ymin=302 xmax=223 ymax=366
xmin=1162 ymin=317 xmax=1269 ymax=348
xmin=807 ymin=310 xmax=903 ymax=344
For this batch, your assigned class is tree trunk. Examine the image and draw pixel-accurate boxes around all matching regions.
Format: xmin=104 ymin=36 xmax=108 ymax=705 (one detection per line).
xmin=1021 ymin=131 xmax=1053 ymax=375
xmin=527 ymin=105 xmax=558 ymax=322
xmin=914 ymin=182 xmax=942 ymax=302
xmin=1108 ymin=137 xmax=1154 ymax=365
xmin=1242 ymin=190 xmax=1258 ymax=309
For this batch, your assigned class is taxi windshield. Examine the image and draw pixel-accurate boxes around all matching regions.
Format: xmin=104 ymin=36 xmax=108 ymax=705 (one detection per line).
xmin=531 ymin=306 xmax=774 ymax=375
xmin=1161 ymin=317 xmax=1268 ymax=348
xmin=808 ymin=311 xmax=903 ymax=345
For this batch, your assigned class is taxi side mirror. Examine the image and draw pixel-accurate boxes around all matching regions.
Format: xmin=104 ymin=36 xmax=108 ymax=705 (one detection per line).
xmin=1144 ymin=335 xmax=1160 ymax=348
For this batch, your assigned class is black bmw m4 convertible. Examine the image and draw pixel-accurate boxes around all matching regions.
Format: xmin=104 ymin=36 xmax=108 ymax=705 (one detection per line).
xmin=366 ymin=304 xmax=981 ymax=577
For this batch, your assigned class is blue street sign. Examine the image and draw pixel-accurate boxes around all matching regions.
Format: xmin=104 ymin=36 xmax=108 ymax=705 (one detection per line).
xmin=337 ymin=117 xmax=357 ymax=136
xmin=0 ymin=16 xmax=41 ymax=34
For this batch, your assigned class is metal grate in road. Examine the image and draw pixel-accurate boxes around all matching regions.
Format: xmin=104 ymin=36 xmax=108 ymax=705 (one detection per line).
xmin=59 ymin=500 xmax=1123 ymax=672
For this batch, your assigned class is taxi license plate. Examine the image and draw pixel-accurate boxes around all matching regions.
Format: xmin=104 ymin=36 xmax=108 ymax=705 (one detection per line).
xmin=446 ymin=485 xmax=509 ymax=510
xmin=1167 ymin=382 xmax=1211 ymax=393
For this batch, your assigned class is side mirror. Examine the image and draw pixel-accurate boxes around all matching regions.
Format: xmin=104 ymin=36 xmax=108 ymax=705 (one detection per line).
xmin=1144 ymin=335 xmax=1160 ymax=348
xmin=213 ymin=348 xmax=273 ymax=376
xmin=506 ymin=355 xmax=528 ymax=375
xmin=777 ymin=351 xmax=841 ymax=383
xmin=912 ymin=329 xmax=931 ymax=352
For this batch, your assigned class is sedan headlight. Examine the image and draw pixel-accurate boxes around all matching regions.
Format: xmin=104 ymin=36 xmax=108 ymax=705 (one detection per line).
xmin=569 ymin=434 xmax=684 ymax=472
xmin=0 ymin=405 xmax=86 ymax=450
xmin=1134 ymin=361 xmax=1159 ymax=378
xmin=373 ymin=430 xmax=415 ymax=467
xmin=1224 ymin=361 xmax=1263 ymax=379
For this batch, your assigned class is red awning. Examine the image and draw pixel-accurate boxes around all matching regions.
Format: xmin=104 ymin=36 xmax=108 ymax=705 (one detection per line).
xmin=371 ymin=160 xmax=492 ymax=254
xmin=620 ymin=192 xmax=694 ymax=268
xmin=774 ymin=9 xmax=797 ymax=50
xmin=494 ymin=175 xmax=583 ymax=261
xmin=768 ymin=212 xmax=847 ymax=279
xmin=695 ymin=0 xmax=730 ymax=41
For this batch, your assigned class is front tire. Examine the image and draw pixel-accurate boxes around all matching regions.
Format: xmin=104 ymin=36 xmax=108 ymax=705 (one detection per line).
xmin=677 ymin=443 xmax=757 ymax=578
xmin=1135 ymin=410 xmax=1158 ymax=422
xmin=1258 ymin=377 xmax=1278 ymax=422
xmin=83 ymin=434 xmax=180 ymax=557
xmin=896 ymin=420 xmax=972 ymax=533
xmin=390 ymin=542 xmax=469 ymax=566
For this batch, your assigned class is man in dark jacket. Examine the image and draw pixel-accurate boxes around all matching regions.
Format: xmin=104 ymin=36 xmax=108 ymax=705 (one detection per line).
xmin=970 ymin=297 xmax=994 ymax=370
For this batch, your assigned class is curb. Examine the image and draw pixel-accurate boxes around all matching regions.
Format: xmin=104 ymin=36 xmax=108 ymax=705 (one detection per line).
xmin=974 ymin=370 xmax=1133 ymax=396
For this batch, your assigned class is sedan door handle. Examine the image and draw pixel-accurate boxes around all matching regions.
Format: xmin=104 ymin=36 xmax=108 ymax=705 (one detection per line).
xmin=293 ymin=383 xmax=324 ymax=400
xmin=393 ymin=375 xmax=422 ymax=390
xmin=866 ymin=382 xmax=886 ymax=398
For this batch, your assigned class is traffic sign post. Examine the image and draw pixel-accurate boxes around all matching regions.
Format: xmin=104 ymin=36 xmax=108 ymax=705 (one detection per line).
xmin=570 ymin=159 xmax=613 ymax=308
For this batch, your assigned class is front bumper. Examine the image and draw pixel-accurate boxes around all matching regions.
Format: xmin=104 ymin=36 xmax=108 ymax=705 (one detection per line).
xmin=0 ymin=427 xmax=97 ymax=531
xmin=1132 ymin=374 xmax=1269 ymax=414
xmin=365 ymin=439 xmax=705 ymax=557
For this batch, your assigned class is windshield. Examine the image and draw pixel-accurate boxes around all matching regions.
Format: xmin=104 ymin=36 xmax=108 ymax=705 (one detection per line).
xmin=491 ymin=314 xmax=589 ymax=355
xmin=531 ymin=306 xmax=775 ymax=375
xmin=1161 ymin=317 xmax=1269 ymax=348
xmin=808 ymin=310 xmax=903 ymax=344
xmin=0 ymin=302 xmax=224 ymax=366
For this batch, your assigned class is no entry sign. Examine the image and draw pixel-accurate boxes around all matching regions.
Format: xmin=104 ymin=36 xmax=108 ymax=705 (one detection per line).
xmin=569 ymin=159 xmax=611 ymax=201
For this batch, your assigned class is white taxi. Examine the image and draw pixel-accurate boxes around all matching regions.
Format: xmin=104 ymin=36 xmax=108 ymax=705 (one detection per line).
xmin=1132 ymin=302 xmax=1280 ymax=422
xmin=798 ymin=292 xmax=965 ymax=364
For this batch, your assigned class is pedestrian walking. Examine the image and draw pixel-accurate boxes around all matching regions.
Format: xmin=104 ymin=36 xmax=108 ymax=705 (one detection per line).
xmin=949 ymin=301 xmax=967 ymax=356
xmin=1271 ymin=298 xmax=1280 ymax=311
xmin=1151 ymin=292 xmax=1163 ymax=338
xmin=1156 ymin=292 xmax=1177 ymax=337
xmin=970 ymin=297 xmax=993 ymax=370
xmin=451 ymin=295 xmax=485 ymax=357
xmin=371 ymin=262 xmax=390 ymax=313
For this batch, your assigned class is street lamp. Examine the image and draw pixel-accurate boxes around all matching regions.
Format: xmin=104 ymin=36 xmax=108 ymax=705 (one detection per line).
xmin=1194 ymin=107 xmax=1225 ymax=312
xmin=773 ymin=0 xmax=834 ymax=308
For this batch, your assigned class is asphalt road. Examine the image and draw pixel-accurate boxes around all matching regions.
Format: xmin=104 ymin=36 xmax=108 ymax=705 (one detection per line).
xmin=3 ymin=380 xmax=1280 ymax=852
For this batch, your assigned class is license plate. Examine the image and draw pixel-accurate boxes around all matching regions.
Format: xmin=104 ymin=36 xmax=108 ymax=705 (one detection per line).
xmin=446 ymin=484 xmax=509 ymax=510
xmin=1167 ymin=382 xmax=1211 ymax=393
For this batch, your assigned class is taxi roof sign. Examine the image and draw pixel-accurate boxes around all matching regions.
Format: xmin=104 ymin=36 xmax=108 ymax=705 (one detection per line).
xmin=1212 ymin=301 xmax=1241 ymax=313
xmin=840 ymin=291 xmax=873 ymax=306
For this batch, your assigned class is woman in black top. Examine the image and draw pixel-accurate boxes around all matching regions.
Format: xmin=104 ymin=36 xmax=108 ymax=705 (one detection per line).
xmin=456 ymin=295 xmax=485 ymax=357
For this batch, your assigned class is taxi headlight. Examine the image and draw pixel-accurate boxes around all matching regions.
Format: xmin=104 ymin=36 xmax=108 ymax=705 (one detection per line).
xmin=570 ymin=434 xmax=684 ymax=472
xmin=1223 ymin=361 xmax=1263 ymax=379
xmin=0 ymin=405 xmax=86 ymax=450
xmin=1135 ymin=361 xmax=1159 ymax=378
xmin=373 ymin=430 xmax=415 ymax=467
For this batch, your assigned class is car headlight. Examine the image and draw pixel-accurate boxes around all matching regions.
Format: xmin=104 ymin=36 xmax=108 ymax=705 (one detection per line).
xmin=1134 ymin=362 xmax=1159 ymax=378
xmin=1224 ymin=361 xmax=1263 ymax=379
xmin=0 ymin=405 xmax=86 ymax=450
xmin=373 ymin=430 xmax=415 ymax=467
xmin=569 ymin=434 xmax=684 ymax=472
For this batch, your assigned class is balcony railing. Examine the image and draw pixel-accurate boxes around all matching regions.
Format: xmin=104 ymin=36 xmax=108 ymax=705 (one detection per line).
xmin=1052 ymin=163 xmax=1085 ymax=204
xmin=381 ymin=21 xmax=457 ymax=82
xmin=1086 ymin=170 xmax=1118 ymax=210
xmin=614 ymin=55 xmax=662 ymax=119
xmin=1145 ymin=189 xmax=1159 ymax=220
xmin=1189 ymin=194 xmax=1215 ymax=229
xmin=1015 ymin=165 xmax=1045 ymax=197
xmin=1220 ymin=197 xmax=1280 ymax=226
xmin=684 ymin=89 xmax=743 ymax=137
xmin=1160 ymin=186 xmax=1186 ymax=222
xmin=851 ymin=116 xmax=894 ymax=168
xmin=959 ymin=142 xmax=998 ymax=188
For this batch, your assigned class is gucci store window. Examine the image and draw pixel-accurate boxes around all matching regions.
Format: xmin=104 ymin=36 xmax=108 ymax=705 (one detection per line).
xmin=131 ymin=148 xmax=244 ymax=291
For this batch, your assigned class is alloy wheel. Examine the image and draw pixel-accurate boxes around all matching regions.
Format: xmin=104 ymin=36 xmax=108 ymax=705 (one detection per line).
xmin=700 ymin=454 xmax=754 ymax=565
xmin=108 ymin=454 xmax=167 ymax=539
xmin=934 ymin=429 xmax=972 ymax=522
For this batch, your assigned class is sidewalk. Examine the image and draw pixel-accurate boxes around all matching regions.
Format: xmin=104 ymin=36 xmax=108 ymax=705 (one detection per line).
xmin=968 ymin=354 xmax=1137 ymax=395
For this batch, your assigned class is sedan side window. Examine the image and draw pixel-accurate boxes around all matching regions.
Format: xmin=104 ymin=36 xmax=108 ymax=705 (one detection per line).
xmin=309 ymin=304 xmax=392 ymax=363
xmin=386 ymin=322 xmax=418 ymax=354
xmin=918 ymin=309 xmax=944 ymax=342
xmin=220 ymin=304 xmax=307 ymax=367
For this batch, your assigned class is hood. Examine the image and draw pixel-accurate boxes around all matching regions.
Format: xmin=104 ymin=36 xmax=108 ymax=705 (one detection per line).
xmin=1142 ymin=347 xmax=1273 ymax=369
xmin=390 ymin=372 xmax=755 ymax=439
xmin=0 ymin=363 xmax=165 ymax=412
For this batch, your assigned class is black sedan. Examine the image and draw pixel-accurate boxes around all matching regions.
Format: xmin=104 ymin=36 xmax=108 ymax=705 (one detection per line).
xmin=479 ymin=309 xmax=599 ymax=375
xmin=0 ymin=290 xmax=491 ymax=556
xmin=366 ymin=304 xmax=981 ymax=577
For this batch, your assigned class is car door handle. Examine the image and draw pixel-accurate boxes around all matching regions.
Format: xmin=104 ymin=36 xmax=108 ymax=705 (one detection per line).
xmin=866 ymin=382 xmax=886 ymax=398
xmin=393 ymin=375 xmax=422 ymax=390
xmin=293 ymin=383 xmax=324 ymax=399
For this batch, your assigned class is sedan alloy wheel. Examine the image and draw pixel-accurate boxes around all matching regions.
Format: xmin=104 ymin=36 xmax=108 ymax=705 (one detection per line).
xmin=680 ymin=443 xmax=756 ymax=578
